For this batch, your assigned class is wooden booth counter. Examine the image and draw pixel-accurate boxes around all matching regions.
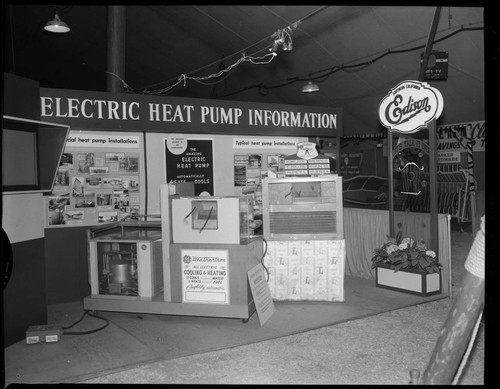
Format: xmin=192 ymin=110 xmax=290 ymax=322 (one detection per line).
xmin=83 ymin=221 xmax=263 ymax=321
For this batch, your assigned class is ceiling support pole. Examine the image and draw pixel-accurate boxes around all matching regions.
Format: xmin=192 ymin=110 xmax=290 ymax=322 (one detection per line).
xmin=106 ymin=5 xmax=126 ymax=93
xmin=418 ymin=7 xmax=441 ymax=258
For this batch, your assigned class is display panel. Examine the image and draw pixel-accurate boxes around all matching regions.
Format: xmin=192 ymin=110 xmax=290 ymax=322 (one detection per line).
xmin=2 ymin=116 xmax=70 ymax=193
xmin=45 ymin=131 xmax=144 ymax=228
xmin=2 ymin=128 xmax=38 ymax=188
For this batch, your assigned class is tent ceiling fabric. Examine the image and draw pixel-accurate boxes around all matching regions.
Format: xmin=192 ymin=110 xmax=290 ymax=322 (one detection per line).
xmin=4 ymin=5 xmax=485 ymax=136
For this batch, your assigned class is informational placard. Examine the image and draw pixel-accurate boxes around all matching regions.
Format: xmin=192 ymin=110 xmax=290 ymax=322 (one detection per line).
xmin=247 ymin=263 xmax=275 ymax=326
xmin=284 ymin=142 xmax=332 ymax=176
xmin=181 ymin=249 xmax=229 ymax=304
xmin=165 ymin=135 xmax=214 ymax=196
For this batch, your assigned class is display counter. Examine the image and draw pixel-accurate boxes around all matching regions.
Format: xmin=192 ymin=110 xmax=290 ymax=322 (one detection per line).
xmin=83 ymin=222 xmax=263 ymax=320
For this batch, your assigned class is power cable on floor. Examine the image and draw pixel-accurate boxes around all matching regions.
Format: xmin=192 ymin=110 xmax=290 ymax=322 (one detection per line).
xmin=62 ymin=310 xmax=109 ymax=335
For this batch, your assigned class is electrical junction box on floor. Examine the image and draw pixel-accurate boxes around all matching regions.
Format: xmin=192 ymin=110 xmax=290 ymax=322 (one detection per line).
xmin=26 ymin=325 xmax=62 ymax=344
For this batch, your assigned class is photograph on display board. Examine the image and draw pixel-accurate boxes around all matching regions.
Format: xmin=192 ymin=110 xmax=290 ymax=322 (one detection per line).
xmin=60 ymin=152 xmax=74 ymax=168
xmin=122 ymin=176 xmax=140 ymax=191
xmin=75 ymin=191 xmax=96 ymax=208
xmin=246 ymin=176 xmax=260 ymax=187
xmin=267 ymin=154 xmax=285 ymax=172
xmin=234 ymin=165 xmax=247 ymax=187
xmin=248 ymin=154 xmax=262 ymax=168
xmin=77 ymin=153 xmax=94 ymax=173
xmin=89 ymin=166 xmax=109 ymax=175
xmin=47 ymin=195 xmax=70 ymax=226
xmin=105 ymin=152 xmax=125 ymax=163
xmin=120 ymin=156 xmax=139 ymax=173
xmin=85 ymin=176 xmax=102 ymax=190
xmin=64 ymin=210 xmax=85 ymax=225
xmin=97 ymin=193 xmax=113 ymax=208
xmin=72 ymin=176 xmax=85 ymax=196
xmin=234 ymin=153 xmax=263 ymax=187
xmin=54 ymin=168 xmax=70 ymax=189
xmin=103 ymin=177 xmax=124 ymax=189
xmin=53 ymin=152 xmax=73 ymax=191
xmin=113 ymin=190 xmax=130 ymax=209
xmin=98 ymin=211 xmax=118 ymax=223
xmin=233 ymin=155 xmax=249 ymax=165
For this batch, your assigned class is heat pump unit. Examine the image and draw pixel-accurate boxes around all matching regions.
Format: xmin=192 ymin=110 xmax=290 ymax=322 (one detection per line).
xmin=88 ymin=224 xmax=163 ymax=301
xmin=262 ymin=175 xmax=343 ymax=240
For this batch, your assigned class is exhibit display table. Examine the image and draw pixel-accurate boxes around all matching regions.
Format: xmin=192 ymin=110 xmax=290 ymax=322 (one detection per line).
xmin=83 ymin=221 xmax=263 ymax=320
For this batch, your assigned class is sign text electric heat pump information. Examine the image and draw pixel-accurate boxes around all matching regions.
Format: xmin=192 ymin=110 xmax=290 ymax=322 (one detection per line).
xmin=181 ymin=249 xmax=229 ymax=304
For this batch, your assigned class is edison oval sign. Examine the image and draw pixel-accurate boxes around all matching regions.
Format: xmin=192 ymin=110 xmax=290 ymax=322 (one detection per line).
xmin=379 ymin=80 xmax=444 ymax=134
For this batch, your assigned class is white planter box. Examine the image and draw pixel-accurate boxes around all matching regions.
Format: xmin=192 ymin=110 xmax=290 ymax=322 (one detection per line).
xmin=375 ymin=265 xmax=441 ymax=297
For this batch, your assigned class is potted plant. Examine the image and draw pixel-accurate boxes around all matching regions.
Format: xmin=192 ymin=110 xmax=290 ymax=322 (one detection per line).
xmin=371 ymin=234 xmax=442 ymax=296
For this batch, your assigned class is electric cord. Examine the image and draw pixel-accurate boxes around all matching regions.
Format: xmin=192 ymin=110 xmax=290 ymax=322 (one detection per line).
xmin=62 ymin=310 xmax=110 ymax=336
xmin=199 ymin=206 xmax=214 ymax=232
xmin=251 ymin=234 xmax=269 ymax=282
xmin=184 ymin=206 xmax=196 ymax=219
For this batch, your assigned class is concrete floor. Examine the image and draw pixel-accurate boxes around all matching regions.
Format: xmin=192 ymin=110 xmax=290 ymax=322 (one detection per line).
xmin=3 ymin=228 xmax=485 ymax=385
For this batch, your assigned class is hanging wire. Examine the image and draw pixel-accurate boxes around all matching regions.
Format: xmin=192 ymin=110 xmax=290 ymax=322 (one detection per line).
xmin=144 ymin=51 xmax=278 ymax=95
xmin=115 ymin=7 xmax=481 ymax=98
xmin=123 ymin=6 xmax=330 ymax=95
xmin=215 ymin=23 xmax=484 ymax=98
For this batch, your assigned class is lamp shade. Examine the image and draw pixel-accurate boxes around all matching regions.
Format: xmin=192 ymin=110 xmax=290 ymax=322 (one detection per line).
xmin=301 ymin=81 xmax=320 ymax=93
xmin=44 ymin=12 xmax=70 ymax=33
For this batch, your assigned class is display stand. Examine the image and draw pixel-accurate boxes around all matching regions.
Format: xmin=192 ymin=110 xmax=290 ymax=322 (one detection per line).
xmin=83 ymin=183 xmax=263 ymax=321
xmin=83 ymin=238 xmax=261 ymax=320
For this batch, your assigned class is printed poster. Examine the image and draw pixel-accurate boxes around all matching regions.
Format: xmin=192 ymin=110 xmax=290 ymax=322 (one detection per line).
xmin=165 ymin=135 xmax=214 ymax=196
xmin=181 ymin=249 xmax=229 ymax=304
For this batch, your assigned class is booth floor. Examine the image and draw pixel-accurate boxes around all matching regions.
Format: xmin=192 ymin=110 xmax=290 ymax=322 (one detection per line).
xmin=4 ymin=274 xmax=452 ymax=385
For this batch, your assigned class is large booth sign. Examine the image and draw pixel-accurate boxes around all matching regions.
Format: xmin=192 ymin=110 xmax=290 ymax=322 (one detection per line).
xmin=39 ymin=88 xmax=343 ymax=137
xmin=378 ymin=80 xmax=444 ymax=133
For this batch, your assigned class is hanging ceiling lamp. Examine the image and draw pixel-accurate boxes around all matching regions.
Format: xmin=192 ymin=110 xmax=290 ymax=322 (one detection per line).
xmin=301 ymin=81 xmax=320 ymax=93
xmin=44 ymin=11 xmax=70 ymax=33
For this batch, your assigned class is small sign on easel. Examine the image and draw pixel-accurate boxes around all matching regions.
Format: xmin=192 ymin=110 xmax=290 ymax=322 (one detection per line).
xmin=247 ymin=263 xmax=275 ymax=326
